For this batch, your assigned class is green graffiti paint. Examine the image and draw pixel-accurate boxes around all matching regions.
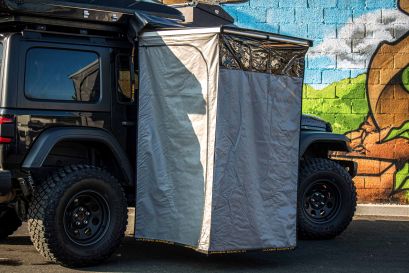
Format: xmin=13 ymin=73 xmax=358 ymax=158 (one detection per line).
xmin=395 ymin=162 xmax=409 ymax=192
xmin=302 ymin=74 xmax=368 ymax=134
xmin=403 ymin=65 xmax=409 ymax=92
xmin=383 ymin=120 xmax=409 ymax=142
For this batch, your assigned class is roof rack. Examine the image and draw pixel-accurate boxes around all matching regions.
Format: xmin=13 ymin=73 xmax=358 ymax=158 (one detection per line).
xmin=0 ymin=15 xmax=125 ymax=36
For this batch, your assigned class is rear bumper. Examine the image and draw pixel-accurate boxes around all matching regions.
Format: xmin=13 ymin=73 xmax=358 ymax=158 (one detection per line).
xmin=0 ymin=170 xmax=11 ymax=195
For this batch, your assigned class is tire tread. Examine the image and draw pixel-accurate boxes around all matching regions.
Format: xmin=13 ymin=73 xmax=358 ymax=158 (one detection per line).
xmin=28 ymin=164 xmax=128 ymax=267
xmin=298 ymin=158 xmax=357 ymax=240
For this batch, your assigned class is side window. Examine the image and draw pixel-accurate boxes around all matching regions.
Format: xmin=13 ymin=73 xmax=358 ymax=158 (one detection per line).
xmin=116 ymin=54 xmax=138 ymax=103
xmin=25 ymin=48 xmax=100 ymax=102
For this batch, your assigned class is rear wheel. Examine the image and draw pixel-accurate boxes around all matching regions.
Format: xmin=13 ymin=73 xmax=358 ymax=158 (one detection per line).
xmin=298 ymin=158 xmax=356 ymax=240
xmin=0 ymin=206 xmax=22 ymax=240
xmin=28 ymin=165 xmax=128 ymax=267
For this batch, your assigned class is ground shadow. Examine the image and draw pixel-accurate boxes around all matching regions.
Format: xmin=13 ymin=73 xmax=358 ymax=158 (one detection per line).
xmin=0 ymin=235 xmax=32 ymax=246
xmin=2 ymin=219 xmax=409 ymax=273
xmin=81 ymin=219 xmax=409 ymax=273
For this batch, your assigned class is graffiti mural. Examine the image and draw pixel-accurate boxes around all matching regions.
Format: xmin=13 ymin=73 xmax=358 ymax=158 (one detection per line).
xmin=220 ymin=0 xmax=409 ymax=203
xmin=339 ymin=0 xmax=409 ymax=202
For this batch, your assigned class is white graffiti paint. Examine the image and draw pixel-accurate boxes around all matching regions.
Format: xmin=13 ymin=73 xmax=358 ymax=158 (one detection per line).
xmin=309 ymin=9 xmax=408 ymax=69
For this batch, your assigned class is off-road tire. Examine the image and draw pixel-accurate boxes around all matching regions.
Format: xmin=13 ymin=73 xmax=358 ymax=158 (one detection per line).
xmin=298 ymin=158 xmax=356 ymax=240
xmin=28 ymin=165 xmax=128 ymax=267
xmin=0 ymin=207 xmax=22 ymax=240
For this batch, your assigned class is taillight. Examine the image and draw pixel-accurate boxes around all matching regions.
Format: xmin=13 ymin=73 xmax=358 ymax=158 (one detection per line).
xmin=0 ymin=116 xmax=14 ymax=144
xmin=0 ymin=137 xmax=11 ymax=143
xmin=0 ymin=117 xmax=13 ymax=124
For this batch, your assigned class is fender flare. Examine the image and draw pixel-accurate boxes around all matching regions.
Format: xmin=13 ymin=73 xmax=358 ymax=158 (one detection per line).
xmin=22 ymin=127 xmax=133 ymax=186
xmin=300 ymin=131 xmax=351 ymax=157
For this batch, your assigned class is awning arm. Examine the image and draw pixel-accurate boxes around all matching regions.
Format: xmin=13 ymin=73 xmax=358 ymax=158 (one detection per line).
xmin=222 ymin=26 xmax=312 ymax=47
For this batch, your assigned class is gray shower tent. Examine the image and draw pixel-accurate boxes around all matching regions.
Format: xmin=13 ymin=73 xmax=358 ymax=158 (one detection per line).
xmin=135 ymin=26 xmax=310 ymax=253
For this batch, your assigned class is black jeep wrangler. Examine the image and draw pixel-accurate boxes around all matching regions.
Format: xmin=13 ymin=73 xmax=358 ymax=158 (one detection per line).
xmin=0 ymin=0 xmax=357 ymax=268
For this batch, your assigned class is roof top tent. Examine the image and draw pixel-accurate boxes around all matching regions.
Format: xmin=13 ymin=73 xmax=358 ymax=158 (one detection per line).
xmin=172 ymin=2 xmax=235 ymax=27
xmin=0 ymin=0 xmax=185 ymax=35
xmin=0 ymin=0 xmax=185 ymax=22
xmin=135 ymin=27 xmax=311 ymax=252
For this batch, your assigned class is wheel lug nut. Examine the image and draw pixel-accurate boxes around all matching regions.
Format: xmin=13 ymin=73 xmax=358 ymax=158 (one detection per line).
xmin=84 ymin=220 xmax=88 ymax=224
xmin=74 ymin=213 xmax=78 ymax=218
xmin=74 ymin=230 xmax=79 ymax=234
xmin=76 ymin=221 xmax=81 ymax=226
xmin=85 ymin=212 xmax=90 ymax=216
xmin=79 ymin=207 xmax=84 ymax=212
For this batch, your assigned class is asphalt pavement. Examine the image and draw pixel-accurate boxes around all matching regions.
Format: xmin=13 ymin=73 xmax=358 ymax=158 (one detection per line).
xmin=0 ymin=216 xmax=408 ymax=273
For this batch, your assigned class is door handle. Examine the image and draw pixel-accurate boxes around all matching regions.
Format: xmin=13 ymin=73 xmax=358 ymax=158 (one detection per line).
xmin=121 ymin=121 xmax=136 ymax=127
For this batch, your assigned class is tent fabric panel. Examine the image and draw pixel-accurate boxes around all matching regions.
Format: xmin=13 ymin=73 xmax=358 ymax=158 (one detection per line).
xmin=135 ymin=31 xmax=220 ymax=249
xmin=209 ymin=69 xmax=302 ymax=251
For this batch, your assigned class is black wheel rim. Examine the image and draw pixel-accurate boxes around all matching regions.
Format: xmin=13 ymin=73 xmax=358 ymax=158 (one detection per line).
xmin=63 ymin=190 xmax=110 ymax=246
xmin=301 ymin=179 xmax=341 ymax=224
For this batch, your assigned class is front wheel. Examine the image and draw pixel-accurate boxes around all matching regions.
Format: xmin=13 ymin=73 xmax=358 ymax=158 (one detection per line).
xmin=28 ymin=165 xmax=128 ymax=267
xmin=297 ymin=158 xmax=356 ymax=240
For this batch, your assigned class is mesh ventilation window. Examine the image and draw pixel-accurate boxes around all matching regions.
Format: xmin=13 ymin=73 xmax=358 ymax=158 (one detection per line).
xmin=220 ymin=34 xmax=308 ymax=78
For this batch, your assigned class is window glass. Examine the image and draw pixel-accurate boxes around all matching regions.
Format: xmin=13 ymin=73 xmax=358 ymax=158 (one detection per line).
xmin=25 ymin=48 xmax=100 ymax=102
xmin=117 ymin=55 xmax=138 ymax=103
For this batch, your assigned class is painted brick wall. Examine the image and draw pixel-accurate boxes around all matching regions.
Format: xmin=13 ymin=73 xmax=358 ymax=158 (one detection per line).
xmin=223 ymin=0 xmax=409 ymax=204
